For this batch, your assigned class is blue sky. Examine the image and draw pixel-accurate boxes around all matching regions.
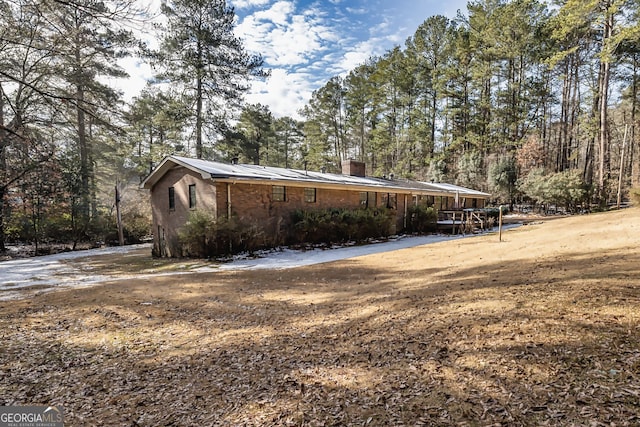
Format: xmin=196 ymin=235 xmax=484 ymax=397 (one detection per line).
xmin=118 ymin=0 xmax=470 ymax=118
xmin=233 ymin=0 xmax=469 ymax=118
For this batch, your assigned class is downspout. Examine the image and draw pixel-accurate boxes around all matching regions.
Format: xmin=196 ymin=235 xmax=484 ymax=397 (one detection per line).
xmin=227 ymin=183 xmax=232 ymax=218
xmin=403 ymin=194 xmax=408 ymax=230
xmin=226 ymin=182 xmax=234 ymax=253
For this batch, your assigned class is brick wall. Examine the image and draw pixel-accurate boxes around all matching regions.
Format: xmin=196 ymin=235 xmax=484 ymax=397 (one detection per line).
xmin=219 ymin=182 xmax=368 ymax=245
xmin=341 ymin=159 xmax=366 ymax=177
xmin=150 ymin=167 xmax=217 ymax=257
xmin=150 ymin=171 xmax=485 ymax=257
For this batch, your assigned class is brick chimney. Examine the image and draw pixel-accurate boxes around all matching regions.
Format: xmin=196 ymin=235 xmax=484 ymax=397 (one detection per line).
xmin=341 ymin=159 xmax=366 ymax=177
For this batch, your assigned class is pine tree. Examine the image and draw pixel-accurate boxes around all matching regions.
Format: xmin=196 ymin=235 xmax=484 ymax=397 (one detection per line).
xmin=125 ymin=88 xmax=191 ymax=180
xmin=152 ymin=0 xmax=267 ymax=159
xmin=408 ymin=15 xmax=454 ymax=157
xmin=37 ymin=0 xmax=139 ymax=239
xmin=0 ymin=0 xmax=57 ymax=251
xmin=300 ymin=77 xmax=347 ymax=171
xmin=273 ymin=116 xmax=304 ymax=169
xmin=344 ymin=61 xmax=376 ymax=165
xmin=551 ymin=0 xmax=640 ymax=203
xmin=235 ymin=104 xmax=275 ymax=165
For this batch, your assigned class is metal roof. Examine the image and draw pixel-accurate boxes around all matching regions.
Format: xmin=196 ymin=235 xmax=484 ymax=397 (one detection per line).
xmin=141 ymin=156 xmax=491 ymax=198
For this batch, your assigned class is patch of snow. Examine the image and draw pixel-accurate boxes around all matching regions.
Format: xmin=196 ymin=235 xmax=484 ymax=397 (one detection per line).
xmin=0 ymin=244 xmax=152 ymax=300
xmin=210 ymin=234 xmax=463 ymax=271
xmin=0 ymin=226 xmax=520 ymax=300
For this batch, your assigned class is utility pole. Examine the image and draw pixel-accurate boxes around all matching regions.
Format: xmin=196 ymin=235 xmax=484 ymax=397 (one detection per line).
xmin=498 ymin=205 xmax=504 ymax=242
xmin=115 ymin=182 xmax=124 ymax=246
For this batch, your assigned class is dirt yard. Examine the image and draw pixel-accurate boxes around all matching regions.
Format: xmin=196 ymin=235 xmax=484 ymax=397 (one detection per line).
xmin=1 ymin=208 xmax=639 ymax=426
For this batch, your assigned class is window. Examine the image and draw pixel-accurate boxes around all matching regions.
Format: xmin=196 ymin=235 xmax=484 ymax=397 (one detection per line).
xmin=272 ymin=185 xmax=286 ymax=202
xmin=304 ymin=187 xmax=316 ymax=203
xmin=362 ymin=192 xmax=377 ymax=208
xmin=369 ymin=192 xmax=377 ymax=207
xmin=188 ymin=184 xmax=196 ymax=209
xmin=168 ymin=187 xmax=175 ymax=210
xmin=384 ymin=193 xmax=397 ymax=209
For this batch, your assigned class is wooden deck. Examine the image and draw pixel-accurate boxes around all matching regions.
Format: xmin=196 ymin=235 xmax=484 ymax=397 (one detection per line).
xmin=437 ymin=209 xmax=489 ymax=234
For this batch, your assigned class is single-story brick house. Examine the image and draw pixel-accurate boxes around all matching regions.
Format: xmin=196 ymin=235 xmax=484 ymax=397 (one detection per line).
xmin=141 ymin=156 xmax=490 ymax=257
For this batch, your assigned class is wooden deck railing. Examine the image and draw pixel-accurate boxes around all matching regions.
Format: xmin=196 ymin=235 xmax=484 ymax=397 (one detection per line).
xmin=437 ymin=209 xmax=488 ymax=234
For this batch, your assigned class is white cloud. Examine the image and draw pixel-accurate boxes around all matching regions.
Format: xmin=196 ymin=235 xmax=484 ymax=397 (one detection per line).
xmin=109 ymin=57 xmax=154 ymax=101
xmin=235 ymin=15 xmax=274 ymax=55
xmin=245 ymin=68 xmax=315 ymax=118
xmin=345 ymin=7 xmax=366 ymax=14
xmin=252 ymin=0 xmax=292 ymax=25
xmin=236 ymin=1 xmax=336 ymax=67
xmin=334 ymin=39 xmax=379 ymax=74
xmin=234 ymin=1 xmax=360 ymax=118
xmin=231 ymin=0 xmax=271 ymax=10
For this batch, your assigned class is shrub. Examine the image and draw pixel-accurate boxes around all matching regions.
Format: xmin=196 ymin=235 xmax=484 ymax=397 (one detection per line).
xmin=489 ymin=156 xmax=518 ymax=203
xmin=43 ymin=212 xmax=74 ymax=242
xmin=518 ymin=168 xmax=588 ymax=213
xmin=122 ymin=209 xmax=152 ymax=243
xmin=104 ymin=209 xmax=152 ymax=246
xmin=630 ymin=187 xmax=640 ymax=206
xmin=291 ymin=207 xmax=393 ymax=245
xmin=178 ymin=210 xmax=218 ymax=257
xmin=407 ymin=205 xmax=437 ymax=233
xmin=4 ymin=209 xmax=34 ymax=243
xmin=178 ymin=211 xmax=267 ymax=257
xmin=483 ymin=206 xmax=509 ymax=221
xmin=545 ymin=170 xmax=588 ymax=212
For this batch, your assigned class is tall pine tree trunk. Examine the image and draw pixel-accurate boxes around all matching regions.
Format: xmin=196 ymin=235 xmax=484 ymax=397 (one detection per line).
xmin=430 ymin=83 xmax=437 ymax=156
xmin=584 ymin=61 xmax=604 ymax=192
xmin=76 ymin=83 xmax=90 ymax=221
xmin=195 ymin=38 xmax=204 ymax=160
xmin=631 ymin=57 xmax=640 ymax=187
xmin=597 ymin=5 xmax=614 ymax=204
xmin=195 ymin=72 xmax=203 ymax=159
xmin=559 ymin=59 xmax=571 ymax=172
xmin=74 ymin=23 xmax=92 ymax=233
xmin=360 ymin=105 xmax=366 ymax=160
xmin=0 ymin=84 xmax=5 ymax=252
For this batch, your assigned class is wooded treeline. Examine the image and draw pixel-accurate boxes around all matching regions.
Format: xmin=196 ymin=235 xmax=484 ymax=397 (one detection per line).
xmin=1 ymin=0 xmax=639 ymax=252
xmin=260 ymin=0 xmax=640 ymax=212
xmin=0 ymin=0 xmax=264 ymax=251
